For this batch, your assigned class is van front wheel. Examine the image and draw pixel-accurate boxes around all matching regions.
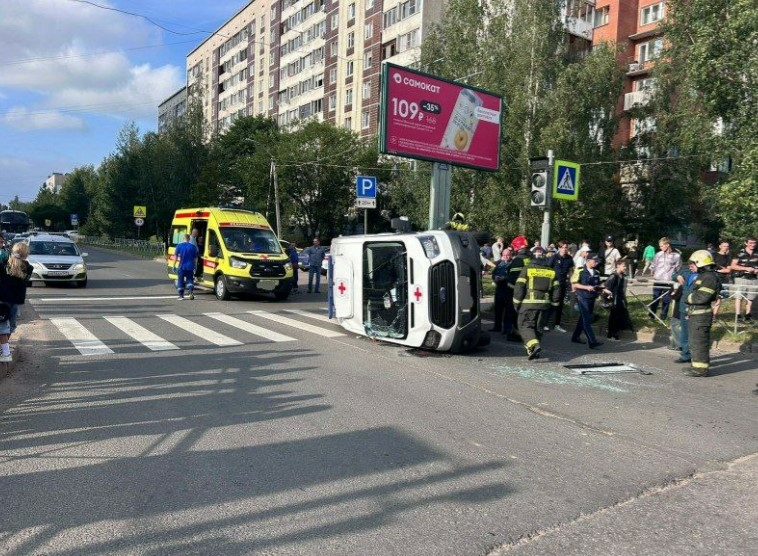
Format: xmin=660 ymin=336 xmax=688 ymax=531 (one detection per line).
xmin=215 ymin=274 xmax=231 ymax=300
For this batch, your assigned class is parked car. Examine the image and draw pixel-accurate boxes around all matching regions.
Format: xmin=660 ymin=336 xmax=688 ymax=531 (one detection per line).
xmin=25 ymin=234 xmax=88 ymax=287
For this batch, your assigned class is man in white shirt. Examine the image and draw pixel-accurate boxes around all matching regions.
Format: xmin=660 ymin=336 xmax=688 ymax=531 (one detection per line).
xmin=649 ymin=237 xmax=681 ymax=320
xmin=602 ymin=235 xmax=621 ymax=276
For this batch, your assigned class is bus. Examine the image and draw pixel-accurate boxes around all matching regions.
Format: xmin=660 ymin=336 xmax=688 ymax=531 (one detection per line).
xmin=327 ymin=229 xmax=490 ymax=353
xmin=0 ymin=210 xmax=31 ymax=235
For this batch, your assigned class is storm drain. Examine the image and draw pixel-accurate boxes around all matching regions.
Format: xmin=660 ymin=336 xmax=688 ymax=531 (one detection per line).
xmin=564 ymin=362 xmax=652 ymax=375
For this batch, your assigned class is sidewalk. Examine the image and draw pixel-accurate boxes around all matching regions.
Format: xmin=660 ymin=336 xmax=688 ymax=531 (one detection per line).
xmin=480 ymin=296 xmax=757 ymax=357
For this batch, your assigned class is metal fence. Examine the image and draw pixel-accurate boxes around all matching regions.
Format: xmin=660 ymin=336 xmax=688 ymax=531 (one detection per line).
xmin=79 ymin=236 xmax=166 ymax=258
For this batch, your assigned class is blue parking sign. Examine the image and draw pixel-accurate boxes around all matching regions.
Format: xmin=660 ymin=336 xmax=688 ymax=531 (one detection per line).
xmin=356 ymin=176 xmax=377 ymax=198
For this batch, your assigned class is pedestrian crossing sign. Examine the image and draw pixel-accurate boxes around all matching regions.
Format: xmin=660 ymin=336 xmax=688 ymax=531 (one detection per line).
xmin=133 ymin=205 xmax=147 ymax=217
xmin=553 ymin=160 xmax=580 ymax=201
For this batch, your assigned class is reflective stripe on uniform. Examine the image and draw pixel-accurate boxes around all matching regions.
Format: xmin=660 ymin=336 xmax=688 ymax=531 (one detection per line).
xmin=525 ymin=339 xmax=539 ymax=349
xmin=698 ymin=287 xmax=716 ymax=294
xmin=689 ymin=308 xmax=712 ymax=315
xmin=692 ymin=361 xmax=709 ymax=369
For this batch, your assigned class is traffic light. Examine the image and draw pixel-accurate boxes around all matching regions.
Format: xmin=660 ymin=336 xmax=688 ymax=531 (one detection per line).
xmin=530 ymin=169 xmax=548 ymax=207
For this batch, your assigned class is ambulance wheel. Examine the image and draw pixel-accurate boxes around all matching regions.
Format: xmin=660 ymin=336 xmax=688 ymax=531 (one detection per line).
xmin=214 ymin=274 xmax=231 ymax=300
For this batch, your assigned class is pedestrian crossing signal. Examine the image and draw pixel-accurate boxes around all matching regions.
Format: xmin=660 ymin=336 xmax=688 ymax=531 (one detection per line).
xmin=530 ymin=170 xmax=548 ymax=207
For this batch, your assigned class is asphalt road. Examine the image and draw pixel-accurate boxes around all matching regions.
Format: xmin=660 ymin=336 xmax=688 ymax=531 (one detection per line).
xmin=0 ymin=247 xmax=756 ymax=556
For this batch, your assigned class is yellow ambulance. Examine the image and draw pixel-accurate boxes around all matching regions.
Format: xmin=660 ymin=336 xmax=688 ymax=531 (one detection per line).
xmin=168 ymin=207 xmax=293 ymax=300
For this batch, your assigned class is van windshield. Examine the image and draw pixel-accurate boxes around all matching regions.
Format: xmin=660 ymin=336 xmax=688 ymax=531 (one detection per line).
xmin=220 ymin=227 xmax=282 ymax=255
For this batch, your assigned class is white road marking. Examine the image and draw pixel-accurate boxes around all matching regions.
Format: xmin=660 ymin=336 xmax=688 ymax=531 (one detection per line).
xmin=249 ymin=310 xmax=345 ymax=338
xmin=204 ymin=313 xmax=296 ymax=342
xmin=103 ymin=316 xmax=179 ymax=351
xmin=283 ymin=309 xmax=334 ymax=323
xmin=50 ymin=318 xmax=114 ymax=356
xmin=32 ymin=296 xmax=179 ymax=303
xmin=158 ymin=315 xmax=242 ymax=346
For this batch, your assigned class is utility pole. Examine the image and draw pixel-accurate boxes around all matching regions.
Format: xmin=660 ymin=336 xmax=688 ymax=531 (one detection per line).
xmin=541 ymin=149 xmax=554 ymax=247
xmin=271 ymin=158 xmax=282 ymax=238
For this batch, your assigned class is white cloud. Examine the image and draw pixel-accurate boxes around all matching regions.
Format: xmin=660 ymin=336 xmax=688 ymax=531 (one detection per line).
xmin=2 ymin=107 xmax=87 ymax=131
xmin=0 ymin=0 xmax=184 ymax=128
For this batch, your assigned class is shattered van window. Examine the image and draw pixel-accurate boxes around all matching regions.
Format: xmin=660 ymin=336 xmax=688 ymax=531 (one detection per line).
xmin=362 ymin=242 xmax=408 ymax=339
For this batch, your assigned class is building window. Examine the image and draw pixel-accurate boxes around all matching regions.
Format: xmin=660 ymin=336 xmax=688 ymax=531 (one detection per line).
xmin=345 ymin=88 xmax=353 ymax=106
xmin=635 ymin=77 xmax=657 ymax=91
xmin=362 ymin=80 xmax=371 ymax=100
xmin=362 ymin=110 xmax=370 ymax=129
xmin=593 ymin=6 xmax=609 ymax=27
xmin=270 ymin=4 xmax=276 ymax=20
xmin=348 ymin=3 xmax=356 ymax=21
xmin=364 ymin=22 xmax=373 ymax=40
xmin=363 ymin=51 xmax=373 ymax=69
xmin=638 ymin=38 xmax=663 ymax=63
xmin=330 ymin=41 xmax=338 ymax=57
xmin=641 ymin=2 xmax=665 ymax=25
xmin=344 ymin=117 xmax=352 ymax=130
xmin=346 ymin=60 xmax=354 ymax=76
xmin=328 ymin=93 xmax=336 ymax=111
xmin=329 ymin=67 xmax=337 ymax=83
xmin=367 ymin=0 xmax=375 ymax=8
xmin=348 ymin=31 xmax=355 ymax=50
xmin=331 ymin=13 xmax=339 ymax=30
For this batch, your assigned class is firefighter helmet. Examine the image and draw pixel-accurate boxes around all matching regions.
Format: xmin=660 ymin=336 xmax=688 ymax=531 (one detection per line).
xmin=688 ymin=249 xmax=715 ymax=268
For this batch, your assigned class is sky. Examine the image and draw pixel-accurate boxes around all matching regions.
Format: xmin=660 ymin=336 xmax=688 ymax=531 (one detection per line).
xmin=0 ymin=0 xmax=246 ymax=204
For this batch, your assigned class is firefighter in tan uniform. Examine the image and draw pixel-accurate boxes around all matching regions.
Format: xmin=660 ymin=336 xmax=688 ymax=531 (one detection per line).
xmin=513 ymin=247 xmax=561 ymax=360
xmin=684 ymin=250 xmax=722 ymax=377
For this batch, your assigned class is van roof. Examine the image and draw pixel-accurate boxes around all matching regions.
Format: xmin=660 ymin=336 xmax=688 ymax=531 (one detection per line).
xmin=174 ymin=207 xmax=265 ymax=223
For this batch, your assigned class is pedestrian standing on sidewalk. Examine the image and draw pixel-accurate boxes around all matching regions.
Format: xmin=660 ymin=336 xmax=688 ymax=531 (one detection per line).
xmin=303 ymin=237 xmax=326 ymax=293
xmin=730 ymin=236 xmax=758 ymax=323
xmin=490 ymin=247 xmax=514 ymax=334
xmin=649 ymin=237 xmax=681 ymax=321
xmin=641 ymin=242 xmax=655 ymax=275
xmin=173 ymin=233 xmax=199 ymax=300
xmin=571 ymin=252 xmax=603 ymax=349
xmin=0 ymin=242 xmax=33 ymax=363
xmin=545 ymin=240 xmax=574 ymax=333
xmin=603 ymin=260 xmax=633 ymax=341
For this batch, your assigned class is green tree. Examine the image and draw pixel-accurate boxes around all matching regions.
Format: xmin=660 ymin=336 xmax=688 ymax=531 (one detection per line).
xmin=59 ymin=166 xmax=97 ymax=229
xmin=654 ymin=0 xmax=758 ymax=241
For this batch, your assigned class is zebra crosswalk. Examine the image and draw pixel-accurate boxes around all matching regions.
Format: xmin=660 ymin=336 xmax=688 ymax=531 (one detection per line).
xmin=49 ymin=309 xmax=346 ymax=356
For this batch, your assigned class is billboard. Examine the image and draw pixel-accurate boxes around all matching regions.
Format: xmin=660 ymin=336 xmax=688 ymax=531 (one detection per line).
xmin=379 ymin=63 xmax=503 ymax=171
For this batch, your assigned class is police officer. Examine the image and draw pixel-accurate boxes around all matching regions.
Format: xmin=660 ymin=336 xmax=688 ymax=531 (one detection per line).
xmin=571 ymin=252 xmax=603 ymax=349
xmin=513 ymin=247 xmax=561 ymax=360
xmin=490 ymin=246 xmax=514 ymax=334
xmin=506 ymin=235 xmax=531 ymax=342
xmin=684 ymin=250 xmax=722 ymax=377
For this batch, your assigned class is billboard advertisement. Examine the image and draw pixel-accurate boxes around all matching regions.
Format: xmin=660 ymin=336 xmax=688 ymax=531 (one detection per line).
xmin=379 ymin=63 xmax=503 ymax=171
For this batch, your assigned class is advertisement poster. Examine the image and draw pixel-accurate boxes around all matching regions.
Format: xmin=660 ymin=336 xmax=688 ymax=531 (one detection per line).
xmin=379 ymin=63 xmax=503 ymax=171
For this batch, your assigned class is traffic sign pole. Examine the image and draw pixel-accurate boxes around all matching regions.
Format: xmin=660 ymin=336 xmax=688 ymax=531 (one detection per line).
xmin=541 ymin=150 xmax=554 ymax=248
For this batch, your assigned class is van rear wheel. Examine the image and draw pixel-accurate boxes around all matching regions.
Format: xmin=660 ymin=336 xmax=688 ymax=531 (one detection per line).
xmin=215 ymin=274 xmax=231 ymax=300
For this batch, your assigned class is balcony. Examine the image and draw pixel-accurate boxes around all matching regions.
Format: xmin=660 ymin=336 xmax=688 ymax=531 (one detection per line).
xmin=627 ymin=61 xmax=651 ymax=75
xmin=564 ymin=16 xmax=593 ymax=40
xmin=624 ymin=89 xmax=653 ymax=111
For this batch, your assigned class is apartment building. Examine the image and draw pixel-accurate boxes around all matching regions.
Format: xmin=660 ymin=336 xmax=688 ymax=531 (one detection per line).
xmin=185 ymin=0 xmax=445 ymax=138
xmin=44 ymin=172 xmax=68 ymax=194
xmin=158 ymin=87 xmax=188 ymax=132
xmin=589 ymin=0 xmax=666 ymax=147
